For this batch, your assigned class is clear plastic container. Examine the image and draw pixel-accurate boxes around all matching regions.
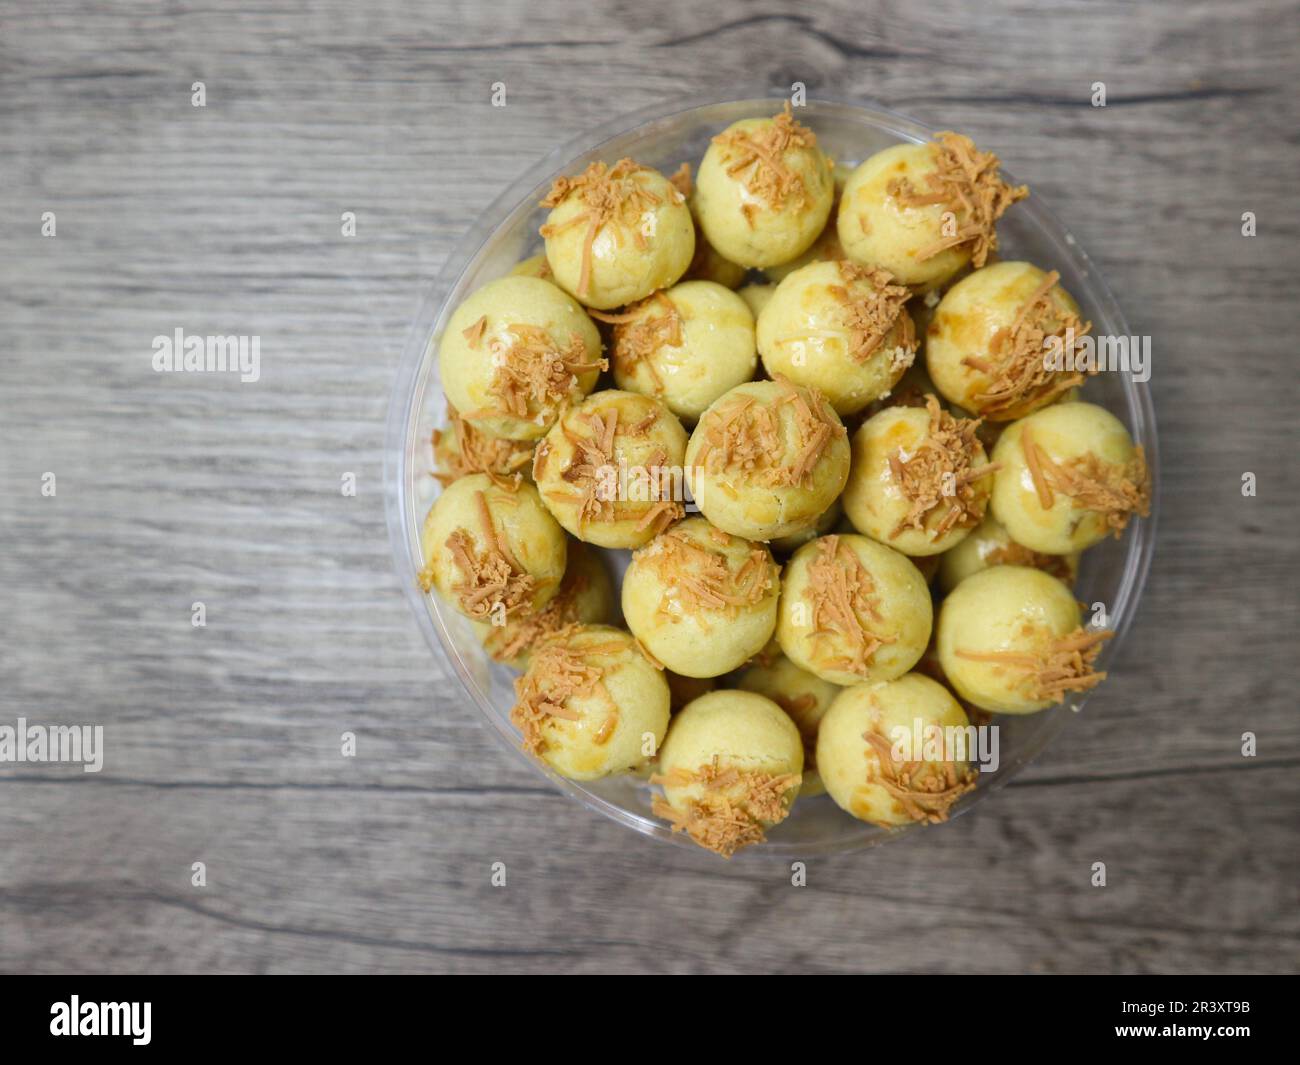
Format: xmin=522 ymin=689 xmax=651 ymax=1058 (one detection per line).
xmin=384 ymin=96 xmax=1158 ymax=856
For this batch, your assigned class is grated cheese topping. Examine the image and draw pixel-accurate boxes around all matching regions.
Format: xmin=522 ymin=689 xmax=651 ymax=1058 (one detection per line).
xmin=652 ymin=756 xmax=801 ymax=857
xmin=888 ymin=131 xmax=1028 ymax=268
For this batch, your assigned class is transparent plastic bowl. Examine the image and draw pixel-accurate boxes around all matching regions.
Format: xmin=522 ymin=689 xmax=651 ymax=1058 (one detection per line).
xmin=384 ymin=96 xmax=1158 ymax=857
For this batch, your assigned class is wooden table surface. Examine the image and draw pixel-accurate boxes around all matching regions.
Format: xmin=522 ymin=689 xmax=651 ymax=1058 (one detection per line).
xmin=2 ymin=0 xmax=1297 ymax=974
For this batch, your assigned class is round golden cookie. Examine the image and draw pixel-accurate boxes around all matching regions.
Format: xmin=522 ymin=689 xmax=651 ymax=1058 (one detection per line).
xmin=510 ymin=624 xmax=670 ymax=780
xmin=838 ymin=134 xmax=1026 ymax=291
xmin=472 ymin=540 xmax=615 ymax=669
xmin=419 ymin=473 xmax=567 ymax=622
xmin=694 ymin=107 xmax=834 ymax=268
xmin=438 ymin=275 xmax=604 ymax=440
xmin=926 ymin=261 xmax=1090 ymax=421
xmin=816 ymin=673 xmax=976 ymax=827
xmin=841 ymin=397 xmax=995 ymax=557
xmin=604 ymin=281 xmax=757 ymax=423
xmin=684 ymin=379 xmax=850 ymax=541
xmin=777 ymin=534 xmax=932 ymax=686
xmin=532 ymin=390 xmax=688 ymax=550
xmin=622 ymin=517 xmax=780 ymax=678
xmin=990 ymin=401 xmax=1150 ymax=555
xmin=937 ymin=565 xmax=1111 ymax=714
xmin=937 ymin=513 xmax=1078 ymax=594
xmin=734 ymin=653 xmax=840 ymax=797
xmin=540 ymin=159 xmax=695 ymax=310
xmin=653 ymin=689 xmax=804 ymax=857
xmin=757 ymin=260 xmax=918 ymax=417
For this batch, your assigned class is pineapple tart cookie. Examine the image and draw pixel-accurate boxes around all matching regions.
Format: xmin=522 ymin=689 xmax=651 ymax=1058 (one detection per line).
xmin=926 ymin=261 xmax=1093 ymax=420
xmin=652 ymin=690 xmax=804 ymax=857
xmin=510 ymin=625 xmax=670 ymax=780
xmin=533 ymin=390 xmax=688 ymax=550
xmin=432 ymin=404 xmax=536 ymax=488
xmin=841 ymin=395 xmax=998 ymax=556
xmin=540 ymin=158 xmax=695 ymax=310
xmin=937 ymin=566 xmax=1113 ymax=714
xmin=756 ymin=260 xmax=918 ymax=416
xmin=622 ymin=517 xmax=780 ymax=678
xmin=734 ymin=652 xmax=840 ymax=797
xmin=596 ymin=280 xmax=757 ymax=423
xmin=777 ymin=534 xmax=932 ymax=686
xmin=937 ymin=513 xmax=1078 ymax=594
xmin=694 ymin=104 xmax=835 ymax=268
xmin=419 ymin=473 xmax=567 ymax=622
xmin=816 ymin=674 xmax=977 ymax=827
xmin=438 ymin=275 xmax=604 ymax=440
xmin=685 ymin=378 xmax=850 ymax=541
xmin=837 ymin=132 xmax=1027 ymax=290
xmin=990 ymin=401 xmax=1150 ymax=554
xmin=473 ymin=540 xmax=615 ymax=669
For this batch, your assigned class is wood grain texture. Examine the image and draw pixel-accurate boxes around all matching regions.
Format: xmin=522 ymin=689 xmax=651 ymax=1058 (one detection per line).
xmin=1 ymin=0 xmax=1297 ymax=974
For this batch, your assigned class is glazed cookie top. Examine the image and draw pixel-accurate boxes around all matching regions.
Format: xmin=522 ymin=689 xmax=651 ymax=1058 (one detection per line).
xmin=439 ymin=276 xmax=606 ymax=440
xmin=597 ymin=281 xmax=757 ymax=422
xmin=533 ymin=390 xmax=688 ymax=547
xmin=938 ymin=566 xmax=1113 ymax=711
xmin=688 ymin=378 xmax=848 ymax=495
xmin=826 ymin=263 xmax=916 ymax=367
xmin=508 ymin=624 xmax=668 ymax=774
xmin=795 ymin=535 xmax=895 ymax=677
xmin=418 ymin=474 xmax=566 ymax=622
xmin=955 ymin=625 xmax=1110 ymax=705
xmin=539 ymin=158 xmax=694 ymax=309
xmin=992 ymin=402 xmax=1150 ymax=553
xmin=883 ymin=132 xmax=1026 ymax=272
xmin=845 ymin=395 xmax=999 ymax=554
xmin=695 ymin=105 xmax=835 ymax=268
xmin=653 ymin=750 xmax=801 ymax=858
xmin=652 ymin=689 xmax=804 ymax=857
xmin=757 ymin=260 xmax=918 ymax=415
xmin=937 ymin=264 xmax=1095 ymax=419
xmin=1023 ymin=433 xmax=1148 ymax=536
xmin=712 ymin=106 xmax=821 ymax=214
xmin=627 ymin=517 xmax=780 ymax=632
xmin=817 ymin=674 xmax=977 ymax=827
xmin=778 ymin=533 xmax=933 ymax=686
